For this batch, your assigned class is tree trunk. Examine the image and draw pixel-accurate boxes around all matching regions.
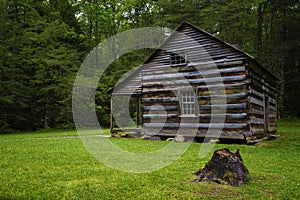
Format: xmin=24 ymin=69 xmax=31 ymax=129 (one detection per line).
xmin=257 ymin=3 xmax=263 ymax=60
xmin=193 ymin=148 xmax=249 ymax=186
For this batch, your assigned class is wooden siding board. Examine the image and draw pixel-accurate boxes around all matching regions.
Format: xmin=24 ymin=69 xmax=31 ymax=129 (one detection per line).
xmin=142 ymin=97 xmax=178 ymax=103
xmin=143 ymin=114 xmax=178 ymax=119
xmin=199 ymin=103 xmax=247 ymax=110
xmin=250 ymin=96 xmax=264 ymax=107
xmin=248 ymin=62 xmax=277 ymax=136
xmin=143 ymin=123 xmax=248 ymax=129
xmin=250 ymin=108 xmax=264 ymax=116
xmin=199 ymin=113 xmax=248 ymax=119
xmin=142 ymin=129 xmax=247 ymax=139
xmin=197 ymin=83 xmax=246 ymax=90
xmin=143 ymin=75 xmax=247 ymax=87
xmin=142 ymin=66 xmax=246 ymax=82
xmin=143 ymin=105 xmax=178 ymax=111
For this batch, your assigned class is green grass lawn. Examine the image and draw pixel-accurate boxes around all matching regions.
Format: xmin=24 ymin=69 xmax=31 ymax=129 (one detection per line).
xmin=1 ymin=120 xmax=299 ymax=199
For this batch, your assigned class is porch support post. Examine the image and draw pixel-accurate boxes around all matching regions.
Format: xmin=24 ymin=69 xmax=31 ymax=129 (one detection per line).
xmin=110 ymin=95 xmax=113 ymax=133
xmin=136 ymin=97 xmax=140 ymax=128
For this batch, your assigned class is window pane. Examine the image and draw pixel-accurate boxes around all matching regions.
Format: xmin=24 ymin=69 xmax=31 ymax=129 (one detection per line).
xmin=181 ymin=91 xmax=196 ymax=115
xmin=170 ymin=53 xmax=186 ymax=65
xmin=190 ymin=104 xmax=195 ymax=114
xmin=183 ymin=104 xmax=188 ymax=114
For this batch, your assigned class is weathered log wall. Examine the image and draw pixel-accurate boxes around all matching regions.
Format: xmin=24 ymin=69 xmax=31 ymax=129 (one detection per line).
xmin=111 ymin=22 xmax=278 ymax=140
xmin=141 ymin=23 xmax=251 ymax=139
xmin=248 ymin=62 xmax=277 ymax=136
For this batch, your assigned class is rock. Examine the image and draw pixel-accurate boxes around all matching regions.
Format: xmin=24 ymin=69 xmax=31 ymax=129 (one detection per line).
xmin=123 ymin=133 xmax=136 ymax=138
xmin=166 ymin=138 xmax=174 ymax=142
xmin=143 ymin=135 xmax=161 ymax=141
xmin=268 ymin=135 xmax=277 ymax=140
xmin=174 ymin=135 xmax=185 ymax=142
xmin=111 ymin=133 xmax=121 ymax=138
xmin=208 ymin=139 xmax=220 ymax=144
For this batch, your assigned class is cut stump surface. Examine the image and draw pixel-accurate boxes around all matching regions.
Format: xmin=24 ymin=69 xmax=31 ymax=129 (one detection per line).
xmin=193 ymin=148 xmax=249 ymax=186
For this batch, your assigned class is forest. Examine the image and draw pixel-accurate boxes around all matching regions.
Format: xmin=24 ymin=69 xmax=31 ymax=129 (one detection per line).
xmin=0 ymin=0 xmax=299 ymax=133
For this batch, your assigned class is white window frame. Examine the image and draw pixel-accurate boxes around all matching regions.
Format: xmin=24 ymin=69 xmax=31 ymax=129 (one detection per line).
xmin=180 ymin=90 xmax=198 ymax=117
xmin=170 ymin=52 xmax=187 ymax=66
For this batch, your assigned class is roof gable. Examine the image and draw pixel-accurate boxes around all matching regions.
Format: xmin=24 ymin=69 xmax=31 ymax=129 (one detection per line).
xmin=112 ymin=21 xmax=276 ymax=95
xmin=143 ymin=21 xmax=251 ymax=65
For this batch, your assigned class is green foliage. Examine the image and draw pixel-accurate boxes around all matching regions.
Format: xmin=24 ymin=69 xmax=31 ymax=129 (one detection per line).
xmin=0 ymin=0 xmax=82 ymax=132
xmin=0 ymin=0 xmax=299 ymax=132
xmin=1 ymin=120 xmax=299 ymax=199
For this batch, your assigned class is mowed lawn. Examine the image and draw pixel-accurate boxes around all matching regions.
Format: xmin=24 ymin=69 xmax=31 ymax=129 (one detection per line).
xmin=1 ymin=120 xmax=299 ymax=199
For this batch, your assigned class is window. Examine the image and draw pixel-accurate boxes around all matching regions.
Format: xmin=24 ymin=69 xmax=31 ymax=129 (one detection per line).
xmin=170 ymin=52 xmax=186 ymax=66
xmin=181 ymin=91 xmax=197 ymax=116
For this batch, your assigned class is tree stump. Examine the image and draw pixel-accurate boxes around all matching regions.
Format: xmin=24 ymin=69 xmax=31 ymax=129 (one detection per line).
xmin=193 ymin=148 xmax=249 ymax=186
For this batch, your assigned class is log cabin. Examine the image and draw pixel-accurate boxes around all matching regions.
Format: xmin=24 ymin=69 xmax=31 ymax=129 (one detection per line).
xmin=110 ymin=21 xmax=277 ymax=143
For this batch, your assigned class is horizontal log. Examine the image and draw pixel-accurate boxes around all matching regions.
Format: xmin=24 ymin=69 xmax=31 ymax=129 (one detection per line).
xmin=142 ymin=86 xmax=245 ymax=94
xmin=250 ymin=117 xmax=264 ymax=124
xmin=213 ymin=58 xmax=246 ymax=65
xmin=202 ymin=66 xmax=245 ymax=75
xmin=250 ymin=108 xmax=264 ymax=116
xmin=268 ymin=126 xmax=277 ymax=132
xmin=199 ymin=113 xmax=248 ymax=119
xmin=150 ymin=50 xmax=243 ymax=65
xmin=197 ymin=129 xmax=250 ymax=138
xmin=250 ymin=88 xmax=264 ymax=99
xmin=143 ymin=75 xmax=247 ymax=87
xmin=147 ymin=131 xmax=247 ymax=140
xmin=143 ymin=114 xmax=178 ymax=119
xmin=143 ymin=129 xmax=247 ymax=140
xmin=142 ymin=61 xmax=244 ymax=76
xmin=251 ymin=79 xmax=276 ymax=97
xmin=143 ymin=117 xmax=180 ymax=124
xmin=269 ymin=104 xmax=276 ymax=111
xmin=143 ymin=105 xmax=178 ymax=111
xmin=269 ymin=110 xmax=277 ymax=115
xmin=269 ymin=119 xmax=277 ymax=124
xmin=194 ymin=75 xmax=247 ymax=84
xmin=142 ymin=97 xmax=178 ymax=103
xmin=249 ymin=70 xmax=275 ymax=91
xmin=142 ymin=87 xmax=176 ymax=94
xmin=251 ymin=78 xmax=267 ymax=91
xmin=195 ymin=117 xmax=248 ymax=124
xmin=199 ymin=98 xmax=248 ymax=105
xmin=250 ymin=97 xmax=264 ymax=107
xmin=251 ymin=128 xmax=265 ymax=135
xmin=269 ymin=114 xmax=277 ymax=119
xmin=269 ymin=97 xmax=276 ymax=105
xmin=198 ymin=92 xmax=247 ymax=100
xmin=197 ymin=83 xmax=246 ymax=90
xmin=166 ymin=43 xmax=226 ymax=54
xmin=251 ymin=123 xmax=264 ymax=129
xmin=142 ymin=66 xmax=245 ymax=82
xmin=143 ymin=123 xmax=248 ymax=129
xmin=199 ymin=103 xmax=247 ymax=110
xmin=141 ymin=65 xmax=173 ymax=73
xmin=250 ymin=89 xmax=276 ymax=106
xmin=199 ymin=87 xmax=246 ymax=96
xmin=164 ymin=38 xmax=204 ymax=48
xmin=250 ymin=97 xmax=276 ymax=111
